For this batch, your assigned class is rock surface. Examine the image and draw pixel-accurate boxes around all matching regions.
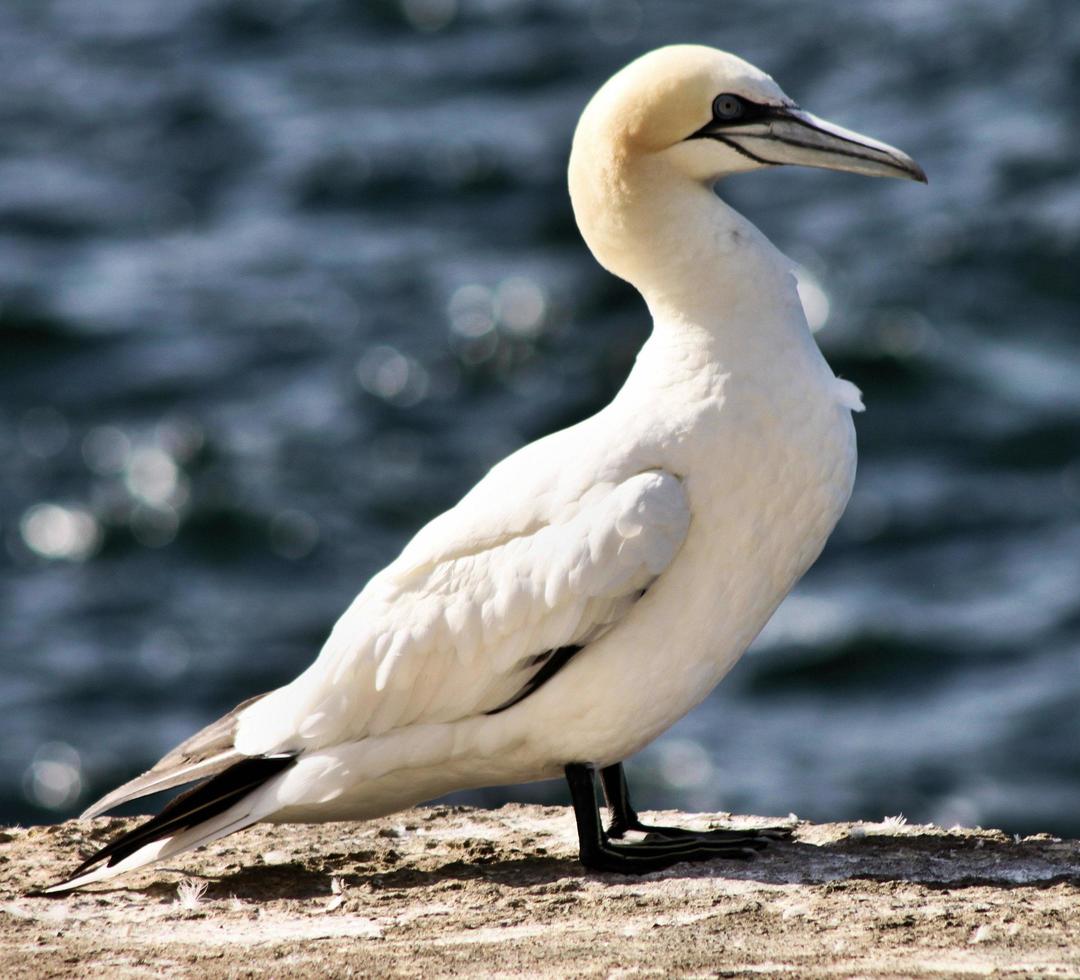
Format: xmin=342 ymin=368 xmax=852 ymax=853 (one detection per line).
xmin=2 ymin=805 xmax=1078 ymax=978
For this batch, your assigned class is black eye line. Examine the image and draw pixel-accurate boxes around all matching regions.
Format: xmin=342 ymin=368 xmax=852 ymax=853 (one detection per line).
xmin=714 ymin=97 xmax=770 ymax=124
xmin=685 ymin=99 xmax=794 ymax=142
xmin=707 ymin=134 xmax=780 ymax=167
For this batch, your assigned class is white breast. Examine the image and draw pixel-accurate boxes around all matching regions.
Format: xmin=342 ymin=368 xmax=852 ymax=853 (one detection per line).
xmin=430 ymin=326 xmax=861 ymax=779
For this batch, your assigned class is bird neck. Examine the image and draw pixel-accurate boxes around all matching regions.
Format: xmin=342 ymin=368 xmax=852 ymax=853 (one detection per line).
xmin=572 ymin=153 xmax=810 ymax=365
xmin=641 ymin=187 xmax=802 ymax=339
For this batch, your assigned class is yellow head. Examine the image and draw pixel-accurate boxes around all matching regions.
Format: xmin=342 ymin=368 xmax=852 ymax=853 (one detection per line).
xmin=568 ymin=45 xmax=924 ymax=286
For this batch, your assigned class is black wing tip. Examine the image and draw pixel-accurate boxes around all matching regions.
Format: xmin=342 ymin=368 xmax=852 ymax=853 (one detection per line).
xmin=89 ymin=755 xmax=296 ymax=869
xmin=30 ymin=876 xmax=88 ymax=898
xmin=80 ymin=689 xmax=274 ymax=820
xmin=35 ymin=828 xmax=154 ymax=897
xmin=32 ymin=858 xmax=102 ymax=896
xmin=43 ymin=753 xmax=297 ymax=893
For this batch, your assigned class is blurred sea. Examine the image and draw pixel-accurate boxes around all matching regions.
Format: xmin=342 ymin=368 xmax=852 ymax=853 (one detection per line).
xmin=2 ymin=0 xmax=1079 ymax=837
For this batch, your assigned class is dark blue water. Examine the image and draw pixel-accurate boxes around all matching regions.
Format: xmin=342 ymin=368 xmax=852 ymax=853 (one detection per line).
xmin=3 ymin=0 xmax=1079 ymax=838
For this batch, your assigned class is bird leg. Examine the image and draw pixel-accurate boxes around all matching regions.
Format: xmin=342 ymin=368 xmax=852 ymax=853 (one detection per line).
xmin=599 ymin=762 xmax=792 ymax=844
xmin=565 ymin=763 xmax=769 ymax=874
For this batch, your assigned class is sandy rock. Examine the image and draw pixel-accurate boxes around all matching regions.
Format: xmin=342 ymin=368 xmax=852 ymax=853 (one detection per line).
xmin=2 ymin=805 xmax=1078 ymax=977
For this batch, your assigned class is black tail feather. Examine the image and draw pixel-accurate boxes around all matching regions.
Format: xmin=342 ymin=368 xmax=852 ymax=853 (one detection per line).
xmin=64 ymin=754 xmax=296 ymax=882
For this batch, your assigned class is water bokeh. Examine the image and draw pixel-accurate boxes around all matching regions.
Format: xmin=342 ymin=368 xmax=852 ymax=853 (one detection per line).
xmin=2 ymin=0 xmax=1079 ymax=837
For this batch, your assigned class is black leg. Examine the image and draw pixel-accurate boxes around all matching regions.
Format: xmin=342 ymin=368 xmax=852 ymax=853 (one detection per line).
xmin=599 ymin=762 xmax=793 ymax=844
xmin=566 ymin=763 xmax=770 ymax=875
xmin=599 ymin=761 xmax=642 ymax=836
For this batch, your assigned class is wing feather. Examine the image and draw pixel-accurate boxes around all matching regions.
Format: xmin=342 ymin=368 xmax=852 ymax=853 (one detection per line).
xmin=79 ymin=692 xmax=269 ymax=818
xmin=234 ymin=470 xmax=690 ymax=755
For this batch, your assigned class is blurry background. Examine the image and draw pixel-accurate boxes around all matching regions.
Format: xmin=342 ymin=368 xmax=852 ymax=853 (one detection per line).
xmin=2 ymin=0 xmax=1079 ymax=837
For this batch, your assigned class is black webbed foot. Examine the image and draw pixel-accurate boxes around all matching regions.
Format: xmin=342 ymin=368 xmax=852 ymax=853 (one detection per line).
xmin=634 ymin=823 xmax=790 ymax=845
xmin=565 ymin=762 xmax=784 ymax=875
xmin=598 ymin=761 xmax=792 ymax=846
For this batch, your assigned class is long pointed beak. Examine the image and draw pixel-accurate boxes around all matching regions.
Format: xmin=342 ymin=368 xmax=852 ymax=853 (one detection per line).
xmin=702 ymin=107 xmax=927 ymax=183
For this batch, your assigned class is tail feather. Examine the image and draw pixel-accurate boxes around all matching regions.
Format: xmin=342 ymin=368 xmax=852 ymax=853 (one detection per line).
xmin=80 ymin=692 xmax=269 ymax=819
xmin=43 ymin=754 xmax=295 ymax=894
xmin=41 ymin=809 xmax=255 ymax=894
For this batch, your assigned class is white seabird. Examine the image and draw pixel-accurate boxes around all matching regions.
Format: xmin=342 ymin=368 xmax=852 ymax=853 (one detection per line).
xmin=45 ymin=44 xmax=924 ymax=893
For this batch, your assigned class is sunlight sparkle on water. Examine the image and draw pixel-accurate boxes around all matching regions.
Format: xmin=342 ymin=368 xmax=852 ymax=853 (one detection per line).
xmin=356 ymin=346 xmax=430 ymax=407
xmin=125 ymin=446 xmax=184 ymax=507
xmin=448 ymin=284 xmax=497 ymax=339
xmin=24 ymin=742 xmax=82 ymax=810
xmin=19 ymin=503 xmax=101 ymax=562
xmin=496 ymin=276 xmax=546 ymax=339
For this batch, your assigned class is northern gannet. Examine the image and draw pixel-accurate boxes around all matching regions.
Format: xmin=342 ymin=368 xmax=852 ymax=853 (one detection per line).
xmin=45 ymin=45 xmax=924 ymax=893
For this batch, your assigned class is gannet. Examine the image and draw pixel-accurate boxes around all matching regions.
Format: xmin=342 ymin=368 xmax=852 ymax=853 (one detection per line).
xmin=44 ymin=45 xmax=924 ymax=893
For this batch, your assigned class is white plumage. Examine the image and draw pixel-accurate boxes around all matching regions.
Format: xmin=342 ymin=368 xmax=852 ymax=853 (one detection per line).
xmin=47 ymin=43 xmax=924 ymax=893
xmin=239 ymin=469 xmax=691 ymax=751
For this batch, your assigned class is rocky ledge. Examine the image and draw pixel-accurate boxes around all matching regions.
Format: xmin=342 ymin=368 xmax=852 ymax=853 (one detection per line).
xmin=2 ymin=805 xmax=1078 ymax=978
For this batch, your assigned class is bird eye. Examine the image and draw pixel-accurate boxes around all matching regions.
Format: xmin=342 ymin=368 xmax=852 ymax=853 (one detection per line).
xmin=712 ymin=94 xmax=745 ymax=120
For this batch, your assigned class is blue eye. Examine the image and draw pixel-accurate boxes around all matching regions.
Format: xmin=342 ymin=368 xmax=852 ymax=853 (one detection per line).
xmin=713 ymin=94 xmax=745 ymax=120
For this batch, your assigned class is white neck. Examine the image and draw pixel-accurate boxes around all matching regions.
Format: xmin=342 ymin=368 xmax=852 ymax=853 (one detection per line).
xmin=570 ymin=140 xmax=814 ymax=372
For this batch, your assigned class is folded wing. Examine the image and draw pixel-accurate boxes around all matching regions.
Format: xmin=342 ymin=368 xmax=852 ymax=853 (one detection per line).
xmin=234 ymin=469 xmax=690 ymax=755
xmin=81 ymin=468 xmax=690 ymax=817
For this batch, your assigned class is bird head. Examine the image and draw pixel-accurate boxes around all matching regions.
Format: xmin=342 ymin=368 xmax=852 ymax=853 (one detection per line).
xmin=571 ymin=44 xmax=925 ymax=186
xmin=569 ymin=45 xmax=925 ymax=285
